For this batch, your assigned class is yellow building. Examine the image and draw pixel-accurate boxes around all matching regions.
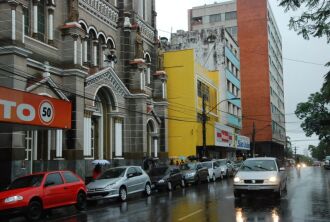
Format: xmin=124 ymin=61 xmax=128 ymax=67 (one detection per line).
xmin=164 ymin=49 xmax=220 ymax=159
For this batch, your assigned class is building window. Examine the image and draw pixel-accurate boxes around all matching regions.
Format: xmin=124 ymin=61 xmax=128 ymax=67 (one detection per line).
xmin=23 ymin=8 xmax=30 ymax=36
xmin=191 ymin=17 xmax=203 ymax=25
xmin=210 ymin=13 xmax=221 ymax=23
xmin=225 ymin=11 xmax=237 ymax=21
xmin=197 ymin=80 xmax=209 ymax=101
xmin=37 ymin=0 xmax=46 ymax=42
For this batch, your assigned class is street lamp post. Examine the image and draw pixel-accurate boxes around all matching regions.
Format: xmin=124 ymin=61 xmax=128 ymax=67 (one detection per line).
xmin=201 ymin=97 xmax=240 ymax=158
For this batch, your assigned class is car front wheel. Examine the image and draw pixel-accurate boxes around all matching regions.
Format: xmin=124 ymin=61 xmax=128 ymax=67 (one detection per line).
xmin=145 ymin=183 xmax=152 ymax=196
xmin=234 ymin=191 xmax=241 ymax=199
xmin=167 ymin=181 xmax=172 ymax=191
xmin=26 ymin=200 xmax=43 ymax=221
xmin=75 ymin=192 xmax=87 ymax=211
xmin=180 ymin=179 xmax=185 ymax=188
xmin=119 ymin=187 xmax=127 ymax=202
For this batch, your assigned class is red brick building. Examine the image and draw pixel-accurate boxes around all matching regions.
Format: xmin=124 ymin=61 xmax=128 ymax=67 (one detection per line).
xmin=237 ymin=0 xmax=285 ymax=157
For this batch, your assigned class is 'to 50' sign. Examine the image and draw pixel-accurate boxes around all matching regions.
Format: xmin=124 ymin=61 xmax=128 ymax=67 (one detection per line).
xmin=0 ymin=87 xmax=71 ymax=129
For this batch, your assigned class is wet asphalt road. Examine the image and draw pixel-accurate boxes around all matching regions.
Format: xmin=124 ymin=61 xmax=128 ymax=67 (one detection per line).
xmin=6 ymin=167 xmax=330 ymax=222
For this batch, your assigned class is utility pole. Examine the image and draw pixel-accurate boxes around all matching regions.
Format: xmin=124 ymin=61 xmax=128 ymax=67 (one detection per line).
xmin=294 ymin=146 xmax=297 ymax=158
xmin=252 ymin=122 xmax=256 ymax=157
xmin=202 ymin=94 xmax=207 ymax=158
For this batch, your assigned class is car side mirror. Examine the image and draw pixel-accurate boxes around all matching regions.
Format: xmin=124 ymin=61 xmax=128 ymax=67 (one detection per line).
xmin=44 ymin=181 xmax=55 ymax=187
xmin=279 ymin=167 xmax=285 ymax=171
xmin=127 ymin=173 xmax=134 ymax=178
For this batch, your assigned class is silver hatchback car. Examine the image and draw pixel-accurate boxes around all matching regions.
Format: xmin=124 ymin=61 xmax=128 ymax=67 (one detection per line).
xmin=87 ymin=166 xmax=152 ymax=201
xmin=233 ymin=157 xmax=287 ymax=199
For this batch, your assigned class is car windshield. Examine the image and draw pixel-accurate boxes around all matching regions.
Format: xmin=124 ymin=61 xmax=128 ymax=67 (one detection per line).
xmin=149 ymin=167 xmax=169 ymax=176
xmin=180 ymin=163 xmax=196 ymax=170
xmin=99 ymin=168 xmax=126 ymax=179
xmin=240 ymin=160 xmax=277 ymax=171
xmin=218 ymin=160 xmax=226 ymax=166
xmin=201 ymin=162 xmax=212 ymax=169
xmin=8 ymin=174 xmax=44 ymax=190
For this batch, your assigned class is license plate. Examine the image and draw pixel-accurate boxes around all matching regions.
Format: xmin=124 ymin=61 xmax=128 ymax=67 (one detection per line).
xmin=247 ymin=186 xmax=260 ymax=190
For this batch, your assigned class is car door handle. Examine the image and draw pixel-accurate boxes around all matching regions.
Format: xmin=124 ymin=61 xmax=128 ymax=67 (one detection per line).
xmin=64 ymin=187 xmax=68 ymax=190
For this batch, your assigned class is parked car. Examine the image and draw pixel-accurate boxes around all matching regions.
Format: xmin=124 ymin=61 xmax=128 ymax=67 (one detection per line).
xmin=324 ymin=156 xmax=330 ymax=170
xmin=180 ymin=162 xmax=209 ymax=185
xmin=86 ymin=166 xmax=151 ymax=202
xmin=148 ymin=166 xmax=185 ymax=191
xmin=0 ymin=171 xmax=86 ymax=221
xmin=233 ymin=157 xmax=287 ymax=199
xmin=216 ymin=159 xmax=235 ymax=178
xmin=201 ymin=161 xmax=222 ymax=181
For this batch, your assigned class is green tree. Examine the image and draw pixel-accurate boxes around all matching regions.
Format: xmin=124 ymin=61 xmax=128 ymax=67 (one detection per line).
xmin=295 ymin=92 xmax=330 ymax=142
xmin=279 ymin=0 xmax=330 ymax=100
xmin=278 ymin=0 xmax=330 ymax=43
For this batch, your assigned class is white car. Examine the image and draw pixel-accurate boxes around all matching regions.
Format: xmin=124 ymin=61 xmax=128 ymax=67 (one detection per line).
xmin=233 ymin=157 xmax=287 ymax=199
xmin=201 ymin=161 xmax=222 ymax=181
xmin=216 ymin=159 xmax=235 ymax=178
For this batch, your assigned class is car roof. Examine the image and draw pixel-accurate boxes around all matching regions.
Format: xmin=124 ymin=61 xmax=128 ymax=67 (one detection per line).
xmin=245 ymin=157 xmax=277 ymax=161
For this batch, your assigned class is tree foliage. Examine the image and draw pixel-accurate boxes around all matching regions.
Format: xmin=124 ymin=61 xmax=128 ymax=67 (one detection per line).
xmin=295 ymin=92 xmax=330 ymax=142
xmin=308 ymin=141 xmax=330 ymax=160
xmin=278 ymin=0 xmax=330 ymax=43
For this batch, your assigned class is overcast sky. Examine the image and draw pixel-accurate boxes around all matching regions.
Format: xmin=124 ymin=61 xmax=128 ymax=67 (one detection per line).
xmin=156 ymin=0 xmax=330 ymax=155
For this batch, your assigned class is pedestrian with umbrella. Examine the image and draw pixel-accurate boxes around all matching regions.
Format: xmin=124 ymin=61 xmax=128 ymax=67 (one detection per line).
xmin=92 ymin=160 xmax=110 ymax=179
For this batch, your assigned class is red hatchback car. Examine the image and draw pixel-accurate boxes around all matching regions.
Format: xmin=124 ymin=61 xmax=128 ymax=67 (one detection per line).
xmin=0 ymin=171 xmax=87 ymax=221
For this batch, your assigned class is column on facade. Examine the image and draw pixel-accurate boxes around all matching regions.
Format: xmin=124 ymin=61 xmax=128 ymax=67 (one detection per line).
xmin=80 ymin=37 xmax=83 ymax=65
xmin=22 ymin=5 xmax=26 ymax=43
xmin=83 ymin=113 xmax=92 ymax=157
xmin=153 ymin=136 xmax=158 ymax=158
xmin=101 ymin=44 xmax=107 ymax=68
xmin=47 ymin=7 xmax=55 ymax=44
xmin=33 ymin=130 xmax=38 ymax=160
xmin=140 ymin=70 xmax=145 ymax=90
xmin=47 ymin=130 xmax=52 ymax=160
xmin=83 ymin=36 xmax=88 ymax=63
xmin=114 ymin=118 xmax=123 ymax=157
xmin=72 ymin=35 xmax=78 ymax=65
xmin=32 ymin=0 xmax=38 ymax=38
xmin=92 ymin=40 xmax=98 ymax=67
xmin=10 ymin=3 xmax=17 ymax=41
xmin=55 ymin=129 xmax=63 ymax=158
xmin=161 ymin=80 xmax=166 ymax=99
xmin=146 ymin=65 xmax=151 ymax=85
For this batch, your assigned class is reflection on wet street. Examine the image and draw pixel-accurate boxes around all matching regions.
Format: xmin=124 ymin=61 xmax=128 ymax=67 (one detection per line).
xmin=6 ymin=167 xmax=330 ymax=222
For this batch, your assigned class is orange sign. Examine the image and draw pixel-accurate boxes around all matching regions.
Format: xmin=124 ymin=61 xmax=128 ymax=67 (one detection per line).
xmin=0 ymin=87 xmax=72 ymax=129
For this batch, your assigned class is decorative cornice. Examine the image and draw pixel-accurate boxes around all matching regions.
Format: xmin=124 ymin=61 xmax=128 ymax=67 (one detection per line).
xmin=86 ymin=67 xmax=130 ymax=97
xmin=26 ymin=77 xmax=69 ymax=101
xmin=78 ymin=0 xmax=118 ymax=29
xmin=0 ymin=46 xmax=32 ymax=57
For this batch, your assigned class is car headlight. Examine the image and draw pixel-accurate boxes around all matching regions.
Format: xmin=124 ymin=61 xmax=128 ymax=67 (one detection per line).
xmin=234 ymin=177 xmax=240 ymax=183
xmin=269 ymin=176 xmax=277 ymax=182
xmin=105 ymin=183 xmax=115 ymax=190
xmin=302 ymin=163 xmax=306 ymax=168
xmin=158 ymin=179 xmax=165 ymax=183
xmin=4 ymin=195 xmax=23 ymax=203
xmin=186 ymin=172 xmax=196 ymax=177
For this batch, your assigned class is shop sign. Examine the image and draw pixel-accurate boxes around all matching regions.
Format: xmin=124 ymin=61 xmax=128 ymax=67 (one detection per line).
xmin=0 ymin=87 xmax=71 ymax=129
xmin=215 ymin=123 xmax=234 ymax=147
xmin=236 ymin=135 xmax=250 ymax=150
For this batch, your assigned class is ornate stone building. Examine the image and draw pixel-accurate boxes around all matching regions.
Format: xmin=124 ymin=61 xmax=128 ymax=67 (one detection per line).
xmin=0 ymin=0 xmax=168 ymax=185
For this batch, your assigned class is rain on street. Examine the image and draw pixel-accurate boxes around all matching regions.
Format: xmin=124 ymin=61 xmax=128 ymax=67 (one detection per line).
xmin=6 ymin=166 xmax=330 ymax=222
